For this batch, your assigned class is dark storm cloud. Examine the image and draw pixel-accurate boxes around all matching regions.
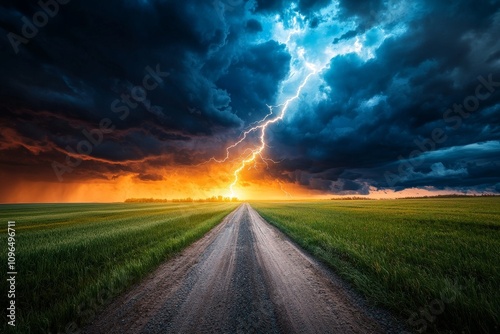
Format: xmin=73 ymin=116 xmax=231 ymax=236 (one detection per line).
xmin=337 ymin=0 xmax=385 ymax=19
xmin=217 ymin=40 xmax=291 ymax=120
xmin=332 ymin=28 xmax=360 ymax=44
xmin=386 ymin=141 xmax=500 ymax=191
xmin=246 ymin=19 xmax=263 ymax=32
xmin=0 ymin=0 xmax=240 ymax=130
xmin=0 ymin=0 xmax=291 ymax=182
xmin=252 ymin=0 xmax=287 ymax=13
xmin=266 ymin=0 xmax=500 ymax=194
xmin=253 ymin=0 xmax=330 ymax=17
xmin=296 ymin=0 xmax=331 ymax=15
xmin=137 ymin=173 xmax=164 ymax=182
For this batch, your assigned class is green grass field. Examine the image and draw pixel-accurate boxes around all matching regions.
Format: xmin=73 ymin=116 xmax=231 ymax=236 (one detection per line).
xmin=0 ymin=202 xmax=238 ymax=333
xmin=252 ymin=198 xmax=500 ymax=333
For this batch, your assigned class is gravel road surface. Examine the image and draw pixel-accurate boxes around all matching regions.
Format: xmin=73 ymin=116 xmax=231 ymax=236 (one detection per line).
xmin=84 ymin=203 xmax=406 ymax=333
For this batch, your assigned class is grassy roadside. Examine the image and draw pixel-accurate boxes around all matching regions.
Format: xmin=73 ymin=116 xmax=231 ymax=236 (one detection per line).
xmin=0 ymin=202 xmax=238 ymax=333
xmin=252 ymin=198 xmax=500 ymax=333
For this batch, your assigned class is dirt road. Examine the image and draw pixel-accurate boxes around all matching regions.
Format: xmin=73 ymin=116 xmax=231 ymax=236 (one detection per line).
xmin=84 ymin=203 xmax=405 ymax=333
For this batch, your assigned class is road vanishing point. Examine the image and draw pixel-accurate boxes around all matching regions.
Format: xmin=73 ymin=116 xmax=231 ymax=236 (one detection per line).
xmin=84 ymin=203 xmax=405 ymax=334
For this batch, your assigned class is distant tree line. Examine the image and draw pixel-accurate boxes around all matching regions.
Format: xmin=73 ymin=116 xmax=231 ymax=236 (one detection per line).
xmin=124 ymin=198 xmax=169 ymax=203
xmin=399 ymin=194 xmax=500 ymax=199
xmin=330 ymin=196 xmax=374 ymax=200
xmin=125 ymin=196 xmax=239 ymax=203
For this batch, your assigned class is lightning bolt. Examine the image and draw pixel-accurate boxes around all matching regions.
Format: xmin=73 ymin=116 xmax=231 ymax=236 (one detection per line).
xmin=207 ymin=9 xmax=335 ymax=198
xmin=205 ymin=1 xmax=382 ymax=198
xmin=279 ymin=181 xmax=293 ymax=198
xmin=213 ymin=66 xmax=319 ymax=198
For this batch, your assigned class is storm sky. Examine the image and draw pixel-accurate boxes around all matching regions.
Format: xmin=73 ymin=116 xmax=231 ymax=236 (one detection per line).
xmin=0 ymin=0 xmax=499 ymax=202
